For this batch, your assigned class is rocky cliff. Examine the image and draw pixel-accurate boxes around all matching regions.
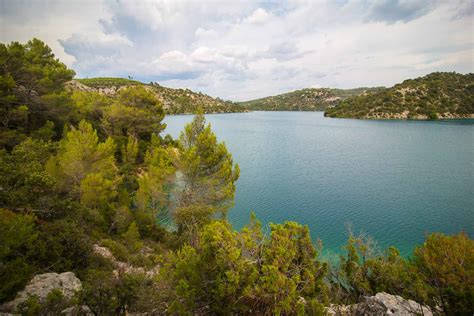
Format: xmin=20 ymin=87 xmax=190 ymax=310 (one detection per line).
xmin=324 ymin=72 xmax=474 ymax=119
xmin=67 ymin=78 xmax=246 ymax=114
xmin=239 ymin=87 xmax=384 ymax=111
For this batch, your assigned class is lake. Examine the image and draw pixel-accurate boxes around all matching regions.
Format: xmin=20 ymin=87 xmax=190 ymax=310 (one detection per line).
xmin=164 ymin=111 xmax=474 ymax=257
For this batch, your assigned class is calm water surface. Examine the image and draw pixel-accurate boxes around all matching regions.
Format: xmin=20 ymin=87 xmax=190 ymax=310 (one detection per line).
xmin=164 ymin=111 xmax=474 ymax=256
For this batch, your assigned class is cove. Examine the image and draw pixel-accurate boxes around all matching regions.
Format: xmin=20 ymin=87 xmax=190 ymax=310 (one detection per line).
xmin=164 ymin=111 xmax=474 ymax=257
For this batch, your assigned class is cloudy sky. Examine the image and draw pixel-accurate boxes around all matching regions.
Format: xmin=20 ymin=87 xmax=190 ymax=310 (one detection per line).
xmin=1 ymin=0 xmax=472 ymax=101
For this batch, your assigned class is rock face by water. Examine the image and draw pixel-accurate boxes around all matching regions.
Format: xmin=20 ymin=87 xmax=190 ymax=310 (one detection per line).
xmin=326 ymin=292 xmax=432 ymax=316
xmin=0 ymin=272 xmax=82 ymax=312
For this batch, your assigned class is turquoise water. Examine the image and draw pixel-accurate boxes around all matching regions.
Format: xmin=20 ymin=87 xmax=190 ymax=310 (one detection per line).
xmin=164 ymin=111 xmax=474 ymax=256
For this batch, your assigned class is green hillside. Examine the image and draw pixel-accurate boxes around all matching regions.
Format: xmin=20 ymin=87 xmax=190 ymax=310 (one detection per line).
xmin=76 ymin=77 xmax=141 ymax=87
xmin=324 ymin=72 xmax=474 ymax=119
xmin=72 ymin=78 xmax=245 ymax=114
xmin=239 ymin=87 xmax=384 ymax=111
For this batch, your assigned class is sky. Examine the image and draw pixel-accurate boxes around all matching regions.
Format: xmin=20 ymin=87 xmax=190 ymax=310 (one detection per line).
xmin=0 ymin=0 xmax=473 ymax=101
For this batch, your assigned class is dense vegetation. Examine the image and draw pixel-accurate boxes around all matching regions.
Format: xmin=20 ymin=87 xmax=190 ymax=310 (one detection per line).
xmin=1 ymin=39 xmax=473 ymax=315
xmin=76 ymin=77 xmax=142 ymax=87
xmin=239 ymin=87 xmax=384 ymax=111
xmin=325 ymin=72 xmax=474 ymax=119
xmin=72 ymin=77 xmax=245 ymax=115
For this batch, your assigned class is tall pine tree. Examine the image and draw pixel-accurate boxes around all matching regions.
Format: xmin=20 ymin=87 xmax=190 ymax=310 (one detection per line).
xmin=174 ymin=111 xmax=239 ymax=231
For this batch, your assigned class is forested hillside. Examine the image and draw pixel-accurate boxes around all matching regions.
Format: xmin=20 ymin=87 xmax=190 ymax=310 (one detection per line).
xmin=1 ymin=39 xmax=473 ymax=315
xmin=68 ymin=77 xmax=245 ymax=115
xmin=239 ymin=87 xmax=384 ymax=111
xmin=325 ymin=72 xmax=474 ymax=119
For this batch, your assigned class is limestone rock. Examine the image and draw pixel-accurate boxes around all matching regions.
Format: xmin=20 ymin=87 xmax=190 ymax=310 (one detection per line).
xmin=93 ymin=244 xmax=159 ymax=278
xmin=360 ymin=292 xmax=432 ymax=316
xmin=326 ymin=303 xmax=358 ymax=315
xmin=93 ymin=244 xmax=115 ymax=260
xmin=0 ymin=272 xmax=82 ymax=312
xmin=61 ymin=305 xmax=94 ymax=315
xmin=325 ymin=292 xmax=432 ymax=316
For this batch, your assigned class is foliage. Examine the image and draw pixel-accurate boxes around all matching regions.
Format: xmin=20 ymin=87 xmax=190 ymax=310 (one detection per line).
xmin=0 ymin=137 xmax=56 ymax=210
xmin=158 ymin=219 xmax=327 ymax=315
xmin=136 ymin=141 xmax=175 ymax=219
xmin=149 ymin=82 xmax=244 ymax=114
xmin=239 ymin=87 xmax=384 ymax=111
xmin=35 ymin=219 xmax=93 ymax=275
xmin=50 ymin=120 xmax=119 ymax=203
xmin=102 ymin=85 xmax=166 ymax=141
xmin=18 ymin=289 xmax=71 ymax=316
xmin=74 ymin=77 xmax=245 ymax=115
xmin=0 ymin=38 xmax=75 ymax=149
xmin=122 ymin=221 xmax=143 ymax=253
xmin=0 ymin=209 xmax=38 ymax=302
xmin=174 ymin=111 xmax=239 ymax=231
xmin=76 ymin=77 xmax=141 ymax=87
xmin=325 ymin=72 xmax=474 ymax=119
xmin=0 ymin=38 xmax=472 ymax=316
xmin=70 ymin=90 xmax=112 ymax=133
xmin=414 ymin=232 xmax=474 ymax=315
xmin=82 ymin=269 xmax=119 ymax=315
xmin=329 ymin=232 xmax=430 ymax=306
xmin=81 ymin=268 xmax=149 ymax=315
xmin=328 ymin=231 xmax=474 ymax=315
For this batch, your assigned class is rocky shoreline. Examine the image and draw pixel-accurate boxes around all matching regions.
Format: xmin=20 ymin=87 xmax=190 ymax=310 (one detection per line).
xmin=1 ymin=268 xmax=433 ymax=316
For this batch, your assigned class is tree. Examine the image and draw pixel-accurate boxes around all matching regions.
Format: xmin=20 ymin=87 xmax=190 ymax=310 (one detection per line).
xmin=35 ymin=219 xmax=92 ymax=275
xmin=414 ymin=232 xmax=474 ymax=315
xmin=0 ymin=209 xmax=38 ymax=302
xmin=82 ymin=269 xmax=119 ymax=315
xmin=159 ymin=221 xmax=257 ymax=314
xmin=136 ymin=143 xmax=175 ymax=221
xmin=337 ymin=235 xmax=372 ymax=301
xmin=122 ymin=221 xmax=143 ymax=253
xmin=158 ymin=218 xmax=327 ymax=315
xmin=254 ymin=222 xmax=328 ymax=314
xmin=174 ymin=111 xmax=239 ymax=231
xmin=101 ymin=86 xmax=165 ymax=141
xmin=0 ymin=39 xmax=75 ymax=148
xmin=0 ymin=137 xmax=56 ymax=209
xmin=363 ymin=247 xmax=429 ymax=307
xmin=80 ymin=172 xmax=118 ymax=210
xmin=71 ymin=90 xmax=112 ymax=132
xmin=50 ymin=120 xmax=118 ymax=197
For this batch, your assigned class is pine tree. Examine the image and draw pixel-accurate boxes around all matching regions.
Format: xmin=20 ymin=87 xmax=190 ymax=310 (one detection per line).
xmin=49 ymin=120 xmax=119 ymax=201
xmin=101 ymin=86 xmax=165 ymax=141
xmin=0 ymin=39 xmax=75 ymax=148
xmin=175 ymin=111 xmax=239 ymax=231
xmin=136 ymin=140 xmax=175 ymax=220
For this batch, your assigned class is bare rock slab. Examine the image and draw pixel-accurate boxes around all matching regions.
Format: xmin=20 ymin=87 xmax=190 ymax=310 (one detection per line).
xmin=326 ymin=292 xmax=432 ymax=316
xmin=0 ymin=272 xmax=82 ymax=312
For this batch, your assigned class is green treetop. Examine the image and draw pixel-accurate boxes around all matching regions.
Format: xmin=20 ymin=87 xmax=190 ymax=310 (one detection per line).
xmin=0 ymin=38 xmax=75 ymax=148
xmin=174 ymin=111 xmax=239 ymax=231
xmin=48 ymin=120 xmax=120 ymax=220
xmin=102 ymin=85 xmax=166 ymax=142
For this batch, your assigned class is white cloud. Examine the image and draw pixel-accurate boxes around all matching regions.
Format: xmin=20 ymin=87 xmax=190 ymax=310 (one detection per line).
xmin=243 ymin=8 xmax=271 ymax=24
xmin=1 ymin=0 xmax=472 ymax=101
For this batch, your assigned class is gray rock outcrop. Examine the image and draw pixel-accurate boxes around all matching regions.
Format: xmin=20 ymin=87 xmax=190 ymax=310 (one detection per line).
xmin=0 ymin=272 xmax=82 ymax=312
xmin=61 ymin=305 xmax=94 ymax=315
xmin=93 ymin=244 xmax=159 ymax=278
xmin=326 ymin=292 xmax=432 ymax=316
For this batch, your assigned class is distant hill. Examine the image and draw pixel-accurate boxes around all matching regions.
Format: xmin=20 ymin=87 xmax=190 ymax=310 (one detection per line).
xmin=70 ymin=77 xmax=246 ymax=114
xmin=239 ymin=87 xmax=384 ymax=111
xmin=324 ymin=72 xmax=474 ymax=119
